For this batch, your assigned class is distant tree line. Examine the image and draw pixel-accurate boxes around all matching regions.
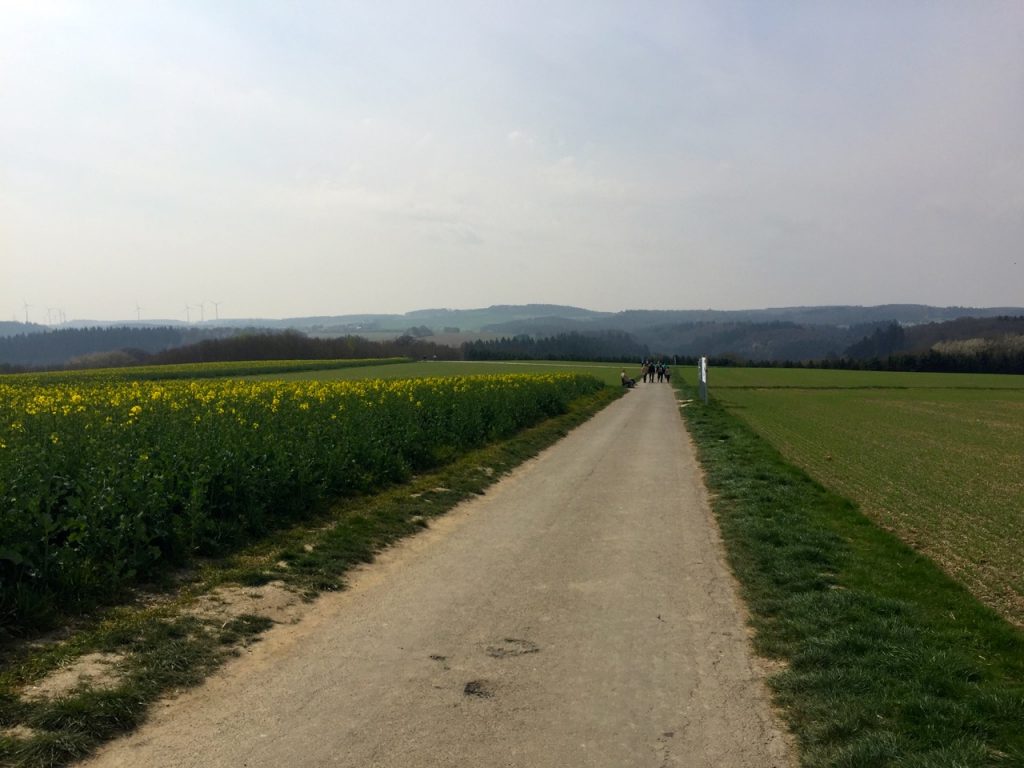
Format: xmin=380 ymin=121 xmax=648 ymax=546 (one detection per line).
xmin=151 ymin=330 xmax=458 ymax=364
xmin=463 ymin=331 xmax=649 ymax=362
xmin=898 ymin=315 xmax=1024 ymax=351
xmin=0 ymin=321 xmax=46 ymax=337
xmin=3 ymin=318 xmax=1021 ymax=376
xmin=832 ymin=319 xmax=1024 ymax=374
xmin=0 ymin=328 xmax=459 ymax=373
xmin=843 ymin=322 xmax=907 ymax=359
xmin=727 ymin=345 xmax=1024 ymax=375
xmin=822 ymin=348 xmax=1024 ymax=375
xmin=0 ymin=326 xmax=215 ymax=368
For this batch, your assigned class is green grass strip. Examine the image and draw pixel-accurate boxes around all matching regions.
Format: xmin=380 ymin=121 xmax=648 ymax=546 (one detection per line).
xmin=677 ymin=385 xmax=1024 ymax=767
xmin=0 ymin=386 xmax=622 ymax=768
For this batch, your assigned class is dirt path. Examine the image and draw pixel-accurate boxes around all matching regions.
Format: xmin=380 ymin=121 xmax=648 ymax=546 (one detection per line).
xmin=83 ymin=383 xmax=793 ymax=767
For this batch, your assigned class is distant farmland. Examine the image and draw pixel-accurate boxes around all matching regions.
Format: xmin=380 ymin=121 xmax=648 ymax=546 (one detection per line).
xmin=248 ymin=359 xmax=628 ymax=386
xmin=684 ymin=367 xmax=1024 ymax=626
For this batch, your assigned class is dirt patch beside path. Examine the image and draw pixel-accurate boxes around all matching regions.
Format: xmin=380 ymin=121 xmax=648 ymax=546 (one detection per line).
xmin=22 ymin=652 xmax=125 ymax=702
xmin=185 ymin=581 xmax=305 ymax=626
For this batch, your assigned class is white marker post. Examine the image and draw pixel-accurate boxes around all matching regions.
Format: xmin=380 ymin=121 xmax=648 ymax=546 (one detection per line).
xmin=699 ymin=356 xmax=708 ymax=404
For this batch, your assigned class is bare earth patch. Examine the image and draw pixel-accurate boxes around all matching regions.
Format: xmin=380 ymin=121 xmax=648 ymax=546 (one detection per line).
xmin=1 ymin=724 xmax=39 ymax=740
xmin=21 ymin=652 xmax=125 ymax=702
xmin=186 ymin=581 xmax=306 ymax=626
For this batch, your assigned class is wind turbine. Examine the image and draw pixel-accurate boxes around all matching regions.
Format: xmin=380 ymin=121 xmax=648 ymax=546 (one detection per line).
xmin=136 ymin=301 xmax=143 ymax=322
xmin=197 ymin=301 xmax=205 ymax=323
xmin=211 ymin=300 xmax=221 ymax=321
xmin=185 ymin=304 xmax=192 ymax=323
xmin=22 ymin=299 xmax=30 ymax=325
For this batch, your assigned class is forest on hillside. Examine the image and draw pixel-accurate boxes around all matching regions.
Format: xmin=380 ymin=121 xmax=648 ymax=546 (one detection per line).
xmin=0 ymin=328 xmax=457 ymax=373
xmin=2 ymin=312 xmax=1022 ymax=375
xmin=463 ymin=331 xmax=648 ymax=362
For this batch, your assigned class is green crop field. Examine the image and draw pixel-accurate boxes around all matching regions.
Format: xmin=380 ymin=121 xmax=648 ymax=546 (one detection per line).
xmin=251 ymin=359 xmax=630 ymax=386
xmin=0 ymin=362 xmax=621 ymax=767
xmin=692 ymin=366 xmax=1024 ymax=390
xmin=0 ymin=358 xmax=411 ymax=385
xmin=680 ymin=365 xmax=1024 ymax=626
xmin=0 ymin=368 xmax=606 ymax=631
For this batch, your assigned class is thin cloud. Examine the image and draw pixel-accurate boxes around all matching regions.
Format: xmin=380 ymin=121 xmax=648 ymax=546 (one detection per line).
xmin=2 ymin=1 xmax=1022 ymax=319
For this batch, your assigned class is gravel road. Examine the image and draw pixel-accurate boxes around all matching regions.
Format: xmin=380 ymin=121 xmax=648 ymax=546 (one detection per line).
xmin=83 ymin=383 xmax=793 ymax=767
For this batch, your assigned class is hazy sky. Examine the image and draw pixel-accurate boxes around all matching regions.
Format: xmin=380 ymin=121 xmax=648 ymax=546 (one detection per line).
xmin=3 ymin=1 xmax=1023 ymax=322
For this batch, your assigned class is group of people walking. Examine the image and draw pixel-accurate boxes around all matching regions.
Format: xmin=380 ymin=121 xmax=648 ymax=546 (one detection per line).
xmin=642 ymin=360 xmax=670 ymax=383
xmin=620 ymin=360 xmax=671 ymax=387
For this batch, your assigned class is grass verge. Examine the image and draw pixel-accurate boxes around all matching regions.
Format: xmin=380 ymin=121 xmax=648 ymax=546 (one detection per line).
xmin=702 ymin=378 xmax=1024 ymax=627
xmin=677 ymin=384 xmax=1024 ymax=767
xmin=0 ymin=385 xmax=622 ymax=768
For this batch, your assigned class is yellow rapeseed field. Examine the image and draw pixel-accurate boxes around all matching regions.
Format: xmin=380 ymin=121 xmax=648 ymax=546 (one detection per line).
xmin=0 ymin=373 xmax=602 ymax=624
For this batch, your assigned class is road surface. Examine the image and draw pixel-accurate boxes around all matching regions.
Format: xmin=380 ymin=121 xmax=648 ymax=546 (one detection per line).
xmin=84 ymin=382 xmax=793 ymax=767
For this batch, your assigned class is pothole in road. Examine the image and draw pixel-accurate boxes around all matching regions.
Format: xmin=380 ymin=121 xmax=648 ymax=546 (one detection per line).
xmin=463 ymin=679 xmax=495 ymax=698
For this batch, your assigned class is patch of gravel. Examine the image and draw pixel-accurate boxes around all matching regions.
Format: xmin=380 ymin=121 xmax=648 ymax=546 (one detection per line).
xmin=462 ymin=680 xmax=495 ymax=699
